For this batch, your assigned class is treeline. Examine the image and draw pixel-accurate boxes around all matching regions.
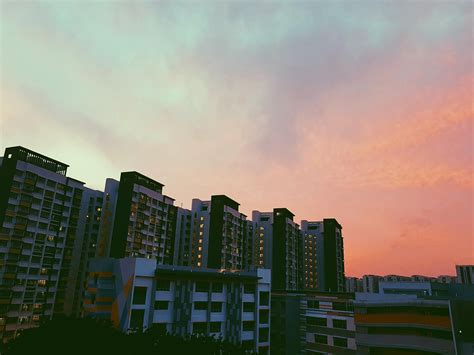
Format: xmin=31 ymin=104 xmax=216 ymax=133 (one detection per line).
xmin=1 ymin=317 xmax=254 ymax=355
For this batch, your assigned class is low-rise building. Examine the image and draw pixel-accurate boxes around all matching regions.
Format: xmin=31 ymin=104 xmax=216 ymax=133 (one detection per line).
xmin=354 ymin=282 xmax=474 ymax=354
xmin=84 ymin=257 xmax=271 ymax=354
xmin=271 ymin=290 xmax=356 ymax=354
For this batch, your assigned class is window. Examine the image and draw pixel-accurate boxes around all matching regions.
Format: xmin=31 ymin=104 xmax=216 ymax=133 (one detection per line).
xmin=307 ymin=317 xmax=327 ymax=326
xmin=243 ymin=321 xmax=254 ymax=331
xmin=154 ymin=301 xmax=169 ymax=310
xmin=132 ymin=287 xmax=147 ymax=305
xmin=307 ymin=300 xmax=319 ymax=309
xmin=259 ymin=291 xmax=269 ymax=306
xmin=333 ymin=337 xmax=348 ymax=348
xmin=244 ymin=284 xmax=255 ymax=294
xmin=333 ymin=319 xmax=347 ymax=329
xmin=211 ymin=302 xmax=222 ymax=312
xmin=156 ymin=279 xmax=170 ymax=291
xmin=193 ymin=322 xmax=207 ymax=334
xmin=243 ymin=302 xmax=254 ymax=312
xmin=259 ymin=328 xmax=269 ymax=342
xmin=194 ymin=301 xmax=207 ymax=310
xmin=210 ymin=322 xmax=221 ymax=333
xmin=259 ymin=309 xmax=269 ymax=324
xmin=314 ymin=334 xmax=327 ymax=344
xmin=212 ymin=282 xmax=223 ymax=293
xmin=195 ymin=282 xmax=208 ymax=292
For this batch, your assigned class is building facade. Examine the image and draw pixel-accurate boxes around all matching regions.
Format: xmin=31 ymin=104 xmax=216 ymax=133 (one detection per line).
xmin=0 ymin=146 xmax=99 ymax=341
xmin=301 ymin=219 xmax=345 ymax=292
xmin=253 ymin=209 xmax=301 ymax=291
xmin=84 ymin=257 xmax=271 ymax=354
xmin=354 ymin=293 xmax=456 ymax=354
xmin=345 ymin=277 xmax=363 ymax=293
xmin=189 ymin=196 xmax=248 ymax=270
xmin=271 ymin=291 xmax=356 ymax=354
xmin=101 ymin=172 xmax=178 ymax=263
xmin=456 ymin=265 xmax=474 ymax=285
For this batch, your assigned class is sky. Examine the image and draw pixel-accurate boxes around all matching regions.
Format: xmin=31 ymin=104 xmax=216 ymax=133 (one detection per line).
xmin=0 ymin=1 xmax=472 ymax=277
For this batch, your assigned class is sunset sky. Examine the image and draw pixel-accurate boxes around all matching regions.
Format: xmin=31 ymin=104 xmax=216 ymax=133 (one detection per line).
xmin=1 ymin=1 xmax=472 ymax=277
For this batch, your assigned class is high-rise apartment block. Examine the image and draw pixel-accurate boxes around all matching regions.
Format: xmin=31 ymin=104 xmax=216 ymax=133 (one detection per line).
xmin=253 ymin=209 xmax=301 ymax=291
xmin=188 ymin=196 xmax=248 ymax=270
xmin=301 ymin=219 xmax=345 ymax=292
xmin=0 ymin=145 xmax=350 ymax=345
xmin=0 ymin=147 xmax=101 ymax=341
xmin=100 ymin=172 xmax=178 ymax=263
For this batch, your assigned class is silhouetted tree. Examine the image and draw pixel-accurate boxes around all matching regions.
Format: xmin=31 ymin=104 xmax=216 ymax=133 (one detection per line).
xmin=2 ymin=318 xmax=255 ymax=355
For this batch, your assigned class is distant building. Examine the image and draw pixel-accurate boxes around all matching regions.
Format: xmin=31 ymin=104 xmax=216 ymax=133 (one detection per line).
xmin=189 ymin=195 xmax=248 ymax=270
xmin=437 ymin=275 xmax=457 ymax=284
xmin=271 ymin=290 xmax=356 ymax=354
xmin=84 ymin=258 xmax=271 ymax=354
xmin=172 ymin=207 xmax=192 ymax=266
xmin=0 ymin=146 xmax=102 ymax=341
xmin=98 ymin=172 xmax=178 ymax=263
xmin=252 ymin=209 xmax=300 ymax=291
xmin=301 ymin=219 xmax=345 ymax=292
xmin=300 ymin=221 xmax=320 ymax=290
xmin=362 ymin=275 xmax=381 ymax=293
xmin=346 ymin=277 xmax=363 ymax=292
xmin=456 ymin=265 xmax=474 ymax=284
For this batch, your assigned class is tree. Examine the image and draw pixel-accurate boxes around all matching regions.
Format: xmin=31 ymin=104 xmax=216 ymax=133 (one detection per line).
xmin=2 ymin=318 xmax=255 ymax=355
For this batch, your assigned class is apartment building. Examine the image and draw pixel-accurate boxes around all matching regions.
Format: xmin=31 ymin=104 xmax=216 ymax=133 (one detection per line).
xmin=253 ymin=209 xmax=300 ymax=291
xmin=301 ymin=219 xmax=345 ymax=292
xmin=72 ymin=189 xmax=104 ymax=316
xmin=300 ymin=221 xmax=319 ymax=290
xmin=0 ymin=146 xmax=100 ymax=341
xmin=345 ymin=277 xmax=363 ymax=293
xmin=271 ymin=290 xmax=356 ymax=354
xmin=456 ymin=265 xmax=474 ymax=285
xmin=172 ymin=207 xmax=192 ymax=266
xmin=354 ymin=282 xmax=474 ymax=354
xmin=98 ymin=172 xmax=178 ymax=263
xmin=84 ymin=257 xmax=271 ymax=354
xmin=189 ymin=195 xmax=248 ymax=270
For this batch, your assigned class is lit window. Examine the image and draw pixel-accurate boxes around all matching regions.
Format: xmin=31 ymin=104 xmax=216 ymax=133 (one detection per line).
xmin=197 ymin=262 xmax=201 ymax=267
xmin=198 ymin=254 xmax=202 ymax=259
xmin=198 ymin=247 xmax=202 ymax=251
xmin=200 ymin=224 xmax=204 ymax=228
xmin=200 ymin=216 xmax=204 ymax=221
xmin=199 ymin=232 xmax=203 ymax=236
xmin=198 ymin=239 xmax=203 ymax=243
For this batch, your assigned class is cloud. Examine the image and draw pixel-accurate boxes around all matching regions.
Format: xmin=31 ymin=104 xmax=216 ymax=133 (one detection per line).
xmin=1 ymin=1 xmax=472 ymax=276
